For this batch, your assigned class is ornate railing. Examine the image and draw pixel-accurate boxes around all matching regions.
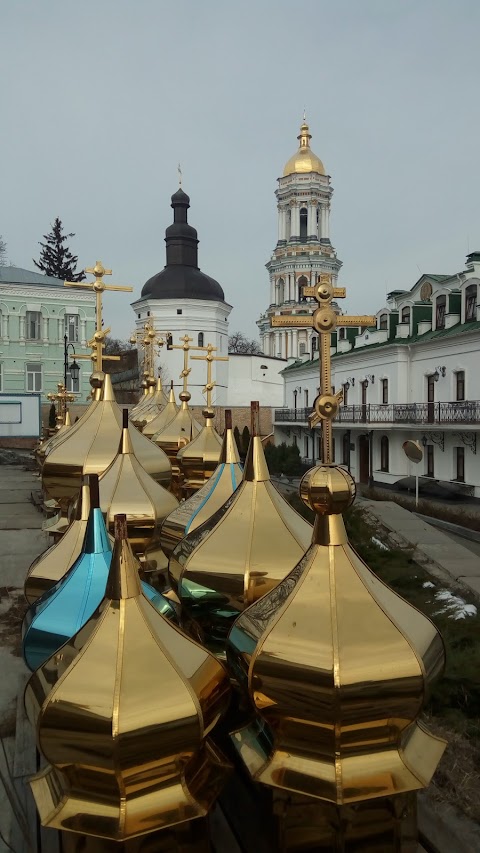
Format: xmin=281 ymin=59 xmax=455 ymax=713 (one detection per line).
xmin=274 ymin=402 xmax=480 ymax=425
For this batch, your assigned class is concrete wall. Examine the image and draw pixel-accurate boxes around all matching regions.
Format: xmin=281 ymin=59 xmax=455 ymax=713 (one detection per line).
xmin=0 ymin=392 xmax=40 ymax=439
xmin=227 ymin=354 xmax=286 ymax=407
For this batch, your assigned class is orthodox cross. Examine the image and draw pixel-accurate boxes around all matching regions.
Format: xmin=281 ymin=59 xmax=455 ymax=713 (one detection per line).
xmin=166 ymin=334 xmax=195 ymax=396
xmin=65 ymin=261 xmax=133 ymax=372
xmin=271 ymin=273 xmax=376 ymax=463
xmin=130 ymin=322 xmax=167 ymax=382
xmin=191 ymin=343 xmax=228 ymax=407
xmin=178 ymin=163 xmax=183 ymax=187
xmin=47 ymin=383 xmax=75 ymax=425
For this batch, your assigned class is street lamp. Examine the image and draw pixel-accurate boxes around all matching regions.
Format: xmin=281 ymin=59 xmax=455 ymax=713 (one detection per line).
xmin=64 ymin=334 xmax=80 ymax=392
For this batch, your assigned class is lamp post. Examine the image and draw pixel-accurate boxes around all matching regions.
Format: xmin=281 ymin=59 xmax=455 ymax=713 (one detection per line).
xmin=64 ymin=334 xmax=80 ymax=395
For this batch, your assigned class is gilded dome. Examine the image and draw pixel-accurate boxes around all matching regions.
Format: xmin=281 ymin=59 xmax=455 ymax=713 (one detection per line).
xmin=283 ymin=119 xmax=325 ymax=177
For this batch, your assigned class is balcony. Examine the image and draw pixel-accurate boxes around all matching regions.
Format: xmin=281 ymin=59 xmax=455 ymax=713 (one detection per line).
xmin=274 ymin=401 xmax=480 ymax=426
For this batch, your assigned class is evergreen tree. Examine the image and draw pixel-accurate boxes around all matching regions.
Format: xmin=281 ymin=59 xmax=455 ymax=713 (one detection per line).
xmin=241 ymin=425 xmax=251 ymax=455
xmin=48 ymin=403 xmax=57 ymax=429
xmin=233 ymin=425 xmax=241 ymax=455
xmin=33 ymin=218 xmax=85 ymax=281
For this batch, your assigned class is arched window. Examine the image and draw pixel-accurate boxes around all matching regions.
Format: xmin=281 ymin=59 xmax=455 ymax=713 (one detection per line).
xmin=299 ymin=342 xmax=306 ymax=355
xmin=379 ymin=314 xmax=388 ymax=330
xmin=311 ymin=335 xmax=318 ymax=354
xmin=380 ymin=435 xmax=389 ymax=472
xmin=198 ymin=332 xmax=204 ymax=347
xmin=401 ymin=306 xmax=411 ymax=324
xmin=277 ymin=278 xmax=285 ymax=305
xmin=299 ymin=207 xmax=308 ymax=242
xmin=298 ymin=275 xmax=308 ymax=302
xmin=339 ymin=327 xmax=346 ymax=340
xmin=465 ymin=284 xmax=477 ymax=322
xmin=436 ymin=295 xmax=446 ymax=329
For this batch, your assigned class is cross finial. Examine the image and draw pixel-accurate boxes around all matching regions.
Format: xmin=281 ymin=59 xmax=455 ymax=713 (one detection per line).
xmin=65 ymin=261 xmax=133 ymax=373
xmin=271 ymin=274 xmax=376 ymax=463
xmin=191 ymin=342 xmax=228 ymax=408
xmin=178 ymin=163 xmax=182 ymax=187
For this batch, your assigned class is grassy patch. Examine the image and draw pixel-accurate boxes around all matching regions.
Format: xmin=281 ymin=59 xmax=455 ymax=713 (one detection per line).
xmin=362 ymin=484 xmax=480 ymax=532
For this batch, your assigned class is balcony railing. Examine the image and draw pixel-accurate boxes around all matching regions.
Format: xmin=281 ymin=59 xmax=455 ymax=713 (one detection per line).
xmin=274 ymin=402 xmax=480 ymax=426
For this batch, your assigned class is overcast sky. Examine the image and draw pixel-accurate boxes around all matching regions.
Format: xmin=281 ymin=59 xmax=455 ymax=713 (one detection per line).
xmin=2 ymin=0 xmax=480 ymax=341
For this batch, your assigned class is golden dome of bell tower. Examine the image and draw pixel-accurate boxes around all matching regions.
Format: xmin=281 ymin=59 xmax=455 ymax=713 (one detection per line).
xmin=283 ymin=117 xmax=325 ymax=177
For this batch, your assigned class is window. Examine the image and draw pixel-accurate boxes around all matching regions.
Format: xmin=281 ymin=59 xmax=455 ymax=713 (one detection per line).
xmin=304 ymin=390 xmax=309 ymax=408
xmin=298 ymin=275 xmax=308 ymax=302
xmin=66 ymin=369 xmax=80 ymax=393
xmin=293 ymin=434 xmax=297 ymax=447
xmin=342 ymin=433 xmax=350 ymax=466
xmin=455 ymin=446 xmax=465 ymax=482
xmin=304 ymin=436 xmax=309 ymax=458
xmin=456 ymin=371 xmax=465 ymax=402
xmin=332 ymin=438 xmax=336 ymax=462
xmin=401 ymin=306 xmax=411 ymax=324
xmin=379 ymin=314 xmax=388 ymax=330
xmin=198 ymin=332 xmax=204 ymax=347
xmin=343 ymin=383 xmax=348 ymax=406
xmin=177 ymin=309 xmax=182 ymax=315
xmin=426 ymin=444 xmax=434 ymax=478
xmin=66 ymin=313 xmax=79 ymax=343
xmin=299 ymin=208 xmax=308 ymax=242
xmin=311 ymin=335 xmax=318 ymax=354
xmin=26 ymin=363 xmax=42 ymax=392
xmin=380 ymin=435 xmax=389 ymax=472
xmin=26 ymin=311 xmax=41 ymax=340
xmin=381 ymin=378 xmax=388 ymax=404
xmin=339 ymin=328 xmax=346 ymax=340
xmin=465 ymin=284 xmax=477 ymax=322
xmin=299 ymin=342 xmax=306 ymax=355
xmin=277 ymin=278 xmax=285 ymax=304
xmin=436 ymin=295 xmax=446 ymax=329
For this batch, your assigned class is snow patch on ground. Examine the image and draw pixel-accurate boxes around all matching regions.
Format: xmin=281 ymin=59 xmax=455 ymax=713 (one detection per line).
xmin=371 ymin=536 xmax=389 ymax=551
xmin=434 ymin=589 xmax=477 ymax=620
xmin=423 ymin=581 xmax=435 ymax=589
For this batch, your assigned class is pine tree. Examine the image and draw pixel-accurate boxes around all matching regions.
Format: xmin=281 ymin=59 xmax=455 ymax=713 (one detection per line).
xmin=33 ymin=218 xmax=85 ymax=281
xmin=241 ymin=425 xmax=251 ymax=455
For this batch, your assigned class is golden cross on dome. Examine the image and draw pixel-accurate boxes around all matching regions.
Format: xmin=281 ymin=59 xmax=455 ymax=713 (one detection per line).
xmin=166 ymin=333 xmax=196 ymax=395
xmin=191 ymin=342 xmax=228 ymax=407
xmin=271 ymin=273 xmax=376 ymax=463
xmin=65 ymin=261 xmax=133 ymax=372
xmin=130 ymin=322 xmax=167 ymax=381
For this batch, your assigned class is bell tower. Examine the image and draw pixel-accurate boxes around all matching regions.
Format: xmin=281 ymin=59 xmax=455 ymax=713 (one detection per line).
xmin=257 ymin=118 xmax=342 ymax=359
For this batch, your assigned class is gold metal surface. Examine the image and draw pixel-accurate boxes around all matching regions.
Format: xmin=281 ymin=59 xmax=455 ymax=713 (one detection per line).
xmin=139 ymin=375 xmax=169 ymax=426
xmin=144 ymin=382 xmax=178 ymax=439
xmin=43 ymin=373 xmax=171 ymax=510
xmin=99 ymin=415 xmax=178 ymax=554
xmin=228 ymin=465 xmax=446 ymax=803
xmin=65 ymin=262 xmax=133 ymax=373
xmin=130 ymin=324 xmax=169 ymax=426
xmin=25 ymin=514 xmax=232 ymax=841
xmin=36 ymin=409 xmax=72 ymax=468
xmin=230 ymin=278 xmax=446 ymax=814
xmin=25 ymin=477 xmax=96 ymax=604
xmin=283 ymin=119 xmax=326 ymax=177
xmin=177 ymin=412 xmax=222 ymax=497
xmin=156 ymin=415 xmax=242 ymax=566
xmin=155 ymin=393 xmax=202 ymax=493
xmin=169 ymin=426 xmax=312 ymax=655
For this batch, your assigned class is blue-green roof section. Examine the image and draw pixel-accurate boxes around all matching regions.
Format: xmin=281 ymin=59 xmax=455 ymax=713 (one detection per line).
xmin=0 ymin=266 xmax=64 ymax=287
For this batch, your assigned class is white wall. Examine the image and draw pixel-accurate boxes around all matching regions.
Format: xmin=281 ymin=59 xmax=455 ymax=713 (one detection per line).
xmin=227 ymin=354 xmax=286 ymax=407
xmin=0 ymin=393 xmax=40 ymax=437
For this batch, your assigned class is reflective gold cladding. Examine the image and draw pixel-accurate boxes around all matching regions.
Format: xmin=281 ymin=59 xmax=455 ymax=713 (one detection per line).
xmin=42 ymin=374 xmax=171 ymax=510
xmin=36 ymin=410 xmax=72 ymax=467
xmin=227 ymin=465 xmax=446 ymax=805
xmin=177 ymin=414 xmax=222 ymax=494
xmin=99 ymin=424 xmax=178 ymax=554
xmin=130 ymin=383 xmax=162 ymax=429
xmin=25 ymin=516 xmax=232 ymax=841
xmin=154 ymin=396 xmax=202 ymax=486
xmin=144 ymin=385 xmax=178 ymax=439
xmin=169 ymin=435 xmax=312 ymax=653
xmin=25 ymin=478 xmax=92 ymax=604
xmin=160 ymin=426 xmax=242 ymax=560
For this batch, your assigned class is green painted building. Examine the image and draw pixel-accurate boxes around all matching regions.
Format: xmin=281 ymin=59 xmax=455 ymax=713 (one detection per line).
xmin=0 ymin=266 xmax=96 ymax=402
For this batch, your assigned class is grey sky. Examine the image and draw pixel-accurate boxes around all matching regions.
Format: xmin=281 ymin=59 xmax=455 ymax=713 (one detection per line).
xmin=3 ymin=0 xmax=480 ymax=341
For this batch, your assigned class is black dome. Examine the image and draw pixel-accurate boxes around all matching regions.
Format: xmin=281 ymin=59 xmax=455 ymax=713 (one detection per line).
xmin=141 ymin=189 xmax=225 ymax=302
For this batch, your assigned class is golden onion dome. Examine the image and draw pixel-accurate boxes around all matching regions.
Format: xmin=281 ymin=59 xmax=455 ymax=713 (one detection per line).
xmin=24 ymin=475 xmax=101 ymax=604
xmin=153 ymin=391 xmax=202 ymax=496
xmin=159 ymin=411 xmax=242 ymax=561
xmin=24 ymin=513 xmax=231 ymax=841
xmin=99 ymin=410 xmax=179 ymax=554
xmin=42 ymin=373 xmax=171 ymax=511
xmin=227 ymin=464 xmax=447 ymax=805
xmin=143 ymin=382 xmax=178 ymax=439
xmin=283 ymin=119 xmax=325 ymax=177
xmin=169 ymin=431 xmax=312 ymax=657
xmin=35 ymin=410 xmax=72 ymax=468
xmin=176 ymin=407 xmax=222 ymax=497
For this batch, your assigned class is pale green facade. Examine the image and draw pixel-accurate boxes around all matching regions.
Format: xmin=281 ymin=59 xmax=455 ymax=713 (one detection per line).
xmin=0 ymin=266 xmax=96 ymax=402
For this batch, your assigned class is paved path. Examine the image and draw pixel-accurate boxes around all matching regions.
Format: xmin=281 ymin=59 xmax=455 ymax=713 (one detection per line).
xmin=359 ymin=497 xmax=480 ymax=596
xmin=0 ymin=465 xmax=48 ymax=851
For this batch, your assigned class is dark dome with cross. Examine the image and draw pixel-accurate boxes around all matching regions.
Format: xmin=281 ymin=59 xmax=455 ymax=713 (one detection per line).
xmin=141 ymin=190 xmax=225 ymax=302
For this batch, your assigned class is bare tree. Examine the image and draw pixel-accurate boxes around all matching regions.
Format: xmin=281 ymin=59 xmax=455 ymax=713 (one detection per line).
xmin=228 ymin=331 xmax=262 ymax=354
xmin=103 ymin=336 xmax=135 ymax=355
xmin=0 ymin=235 xmax=7 ymax=266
